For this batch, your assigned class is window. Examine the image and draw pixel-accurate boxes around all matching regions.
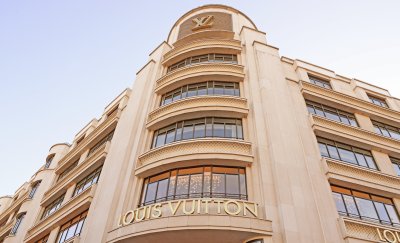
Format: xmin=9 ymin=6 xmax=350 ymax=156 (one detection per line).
xmin=317 ymin=137 xmax=377 ymax=170
xmin=42 ymin=194 xmax=64 ymax=219
xmin=73 ymin=167 xmax=102 ymax=197
xmin=368 ymin=95 xmax=388 ymax=108
xmin=160 ymin=81 xmax=240 ymax=106
xmin=44 ymin=155 xmax=54 ymax=169
xmin=391 ymin=157 xmax=400 ymax=176
xmin=140 ymin=166 xmax=247 ymax=206
xmin=35 ymin=235 xmax=49 ymax=243
xmin=152 ymin=117 xmax=243 ymax=148
xmin=9 ymin=213 xmax=25 ymax=235
xmin=29 ymin=181 xmax=41 ymax=199
xmin=331 ymin=185 xmax=400 ymax=227
xmin=306 ymin=100 xmax=358 ymax=127
xmin=87 ymin=130 xmax=114 ymax=157
xmin=57 ymin=211 xmax=87 ymax=243
xmin=308 ymin=75 xmax=332 ymax=89
xmin=58 ymin=160 xmax=79 ymax=182
xmin=373 ymin=121 xmax=400 ymax=140
xmin=167 ymin=54 xmax=238 ymax=73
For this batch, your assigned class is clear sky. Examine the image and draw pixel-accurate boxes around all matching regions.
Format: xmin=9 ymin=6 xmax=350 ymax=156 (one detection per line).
xmin=1 ymin=0 xmax=399 ymax=196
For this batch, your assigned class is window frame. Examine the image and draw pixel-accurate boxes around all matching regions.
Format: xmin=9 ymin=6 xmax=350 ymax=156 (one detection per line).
xmin=306 ymin=100 xmax=358 ymax=127
xmin=372 ymin=120 xmax=400 ymax=140
xmin=42 ymin=194 xmax=65 ymax=219
xmin=167 ymin=53 xmax=238 ymax=73
xmin=57 ymin=211 xmax=87 ymax=243
xmin=9 ymin=212 xmax=26 ymax=235
xmin=368 ymin=95 xmax=389 ymax=108
xmin=28 ymin=181 xmax=41 ymax=199
xmin=308 ymin=75 xmax=332 ymax=89
xmin=87 ymin=130 xmax=115 ymax=157
xmin=72 ymin=166 xmax=102 ymax=197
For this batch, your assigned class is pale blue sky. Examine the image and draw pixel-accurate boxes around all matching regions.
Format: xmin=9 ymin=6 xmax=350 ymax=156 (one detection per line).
xmin=1 ymin=0 xmax=399 ymax=196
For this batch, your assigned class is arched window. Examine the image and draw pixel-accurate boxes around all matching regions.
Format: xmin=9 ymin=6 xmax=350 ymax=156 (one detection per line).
xmin=28 ymin=181 xmax=41 ymax=199
xmin=10 ymin=212 xmax=26 ymax=235
xmin=45 ymin=154 xmax=55 ymax=169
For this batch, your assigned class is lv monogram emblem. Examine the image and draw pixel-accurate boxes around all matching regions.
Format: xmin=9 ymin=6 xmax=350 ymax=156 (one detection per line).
xmin=192 ymin=15 xmax=214 ymax=31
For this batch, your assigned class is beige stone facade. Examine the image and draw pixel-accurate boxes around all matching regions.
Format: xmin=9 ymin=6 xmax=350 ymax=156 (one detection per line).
xmin=1 ymin=4 xmax=400 ymax=243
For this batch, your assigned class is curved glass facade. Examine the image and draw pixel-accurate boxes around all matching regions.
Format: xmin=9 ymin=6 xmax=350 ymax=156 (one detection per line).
xmin=140 ymin=165 xmax=247 ymax=206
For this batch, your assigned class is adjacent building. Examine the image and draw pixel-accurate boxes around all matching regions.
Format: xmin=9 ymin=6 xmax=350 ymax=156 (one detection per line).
xmin=1 ymin=4 xmax=400 ymax=243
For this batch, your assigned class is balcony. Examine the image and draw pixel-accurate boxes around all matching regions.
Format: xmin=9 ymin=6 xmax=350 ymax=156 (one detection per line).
xmin=155 ymin=63 xmax=245 ymax=94
xmin=323 ymin=158 xmax=400 ymax=196
xmin=147 ymin=96 xmax=248 ymax=129
xmin=311 ymin=114 xmax=400 ymax=154
xmin=301 ymin=81 xmax=400 ymax=123
xmin=163 ymin=39 xmax=241 ymax=66
xmin=24 ymin=185 xmax=96 ymax=243
xmin=136 ymin=138 xmax=253 ymax=177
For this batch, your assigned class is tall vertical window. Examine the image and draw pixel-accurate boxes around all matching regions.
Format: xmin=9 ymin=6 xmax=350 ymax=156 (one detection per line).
xmin=373 ymin=121 xmax=400 ymax=140
xmin=44 ymin=155 xmax=54 ymax=169
xmin=42 ymin=194 xmax=65 ymax=219
xmin=73 ymin=167 xmax=102 ymax=197
xmin=57 ymin=211 xmax=87 ymax=243
xmin=140 ymin=165 xmax=247 ymax=206
xmin=152 ymin=117 xmax=243 ymax=148
xmin=391 ymin=157 xmax=400 ymax=176
xmin=160 ymin=81 xmax=240 ymax=106
xmin=306 ymin=100 xmax=358 ymax=127
xmin=331 ymin=185 xmax=400 ymax=226
xmin=317 ymin=137 xmax=377 ymax=170
xmin=368 ymin=95 xmax=388 ymax=108
xmin=28 ymin=181 xmax=41 ymax=199
xmin=87 ymin=130 xmax=114 ymax=157
xmin=308 ymin=75 xmax=332 ymax=89
xmin=9 ymin=213 xmax=26 ymax=235
xmin=167 ymin=54 xmax=238 ymax=73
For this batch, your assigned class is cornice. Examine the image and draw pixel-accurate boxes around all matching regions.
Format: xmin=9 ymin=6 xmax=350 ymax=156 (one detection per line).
xmin=324 ymin=158 xmax=400 ymax=197
xmin=302 ymin=82 xmax=400 ymax=123
xmin=155 ymin=63 xmax=245 ymax=93
xmin=25 ymin=185 xmax=95 ymax=243
xmin=136 ymin=139 xmax=253 ymax=176
xmin=147 ymin=96 xmax=248 ymax=129
xmin=312 ymin=115 xmax=400 ymax=154
xmin=163 ymin=39 xmax=241 ymax=65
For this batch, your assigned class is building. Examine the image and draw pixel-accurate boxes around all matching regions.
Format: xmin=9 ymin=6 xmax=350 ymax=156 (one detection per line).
xmin=1 ymin=4 xmax=400 ymax=243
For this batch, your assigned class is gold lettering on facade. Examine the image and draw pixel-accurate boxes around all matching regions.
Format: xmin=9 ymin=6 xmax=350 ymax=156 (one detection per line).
xmin=376 ymin=228 xmax=400 ymax=242
xmin=118 ymin=199 xmax=259 ymax=227
xmin=192 ymin=15 xmax=214 ymax=31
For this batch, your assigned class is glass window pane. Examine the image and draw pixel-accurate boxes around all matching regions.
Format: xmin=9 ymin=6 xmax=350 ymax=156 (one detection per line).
xmin=203 ymin=171 xmax=211 ymax=197
xmin=197 ymin=85 xmax=207 ymax=96
xmin=225 ymin=124 xmax=236 ymax=138
xmin=213 ymin=123 xmax=224 ymax=137
xmin=237 ymin=123 xmax=243 ymax=139
xmin=75 ymin=220 xmax=84 ymax=236
xmin=318 ymin=143 xmax=329 ymax=157
xmin=175 ymin=126 xmax=182 ymax=141
xmin=155 ymin=133 xmax=166 ymax=147
xmin=156 ymin=179 xmax=168 ymax=201
xmin=374 ymin=202 xmax=390 ymax=223
xmin=315 ymin=107 xmax=324 ymax=116
xmin=349 ymin=118 xmax=358 ymax=127
xmin=239 ymin=174 xmax=247 ymax=197
xmin=327 ymin=145 xmax=340 ymax=160
xmin=165 ymin=130 xmax=175 ymax=144
xmin=224 ymin=86 xmax=235 ymax=96
xmin=332 ymin=192 xmax=347 ymax=214
xmin=182 ymin=125 xmax=193 ymax=140
xmin=365 ymin=156 xmax=377 ymax=170
xmin=337 ymin=148 xmax=355 ymax=163
xmin=226 ymin=174 xmax=239 ymax=196
xmin=212 ymin=174 xmax=225 ymax=196
xmin=393 ymin=164 xmax=400 ymax=176
xmin=343 ymin=195 xmax=359 ymax=216
xmin=355 ymin=198 xmax=379 ymax=221
xmin=214 ymin=86 xmax=224 ymax=95
xmin=145 ymin=182 xmax=157 ymax=203
xmin=325 ymin=110 xmax=340 ymax=122
xmin=65 ymin=224 xmax=78 ymax=241
xmin=176 ymin=175 xmax=189 ymax=199
xmin=339 ymin=115 xmax=350 ymax=125
xmin=355 ymin=153 xmax=368 ymax=167
xmin=167 ymin=174 xmax=176 ymax=199
xmin=307 ymin=105 xmax=315 ymax=114
xmin=189 ymin=174 xmax=203 ymax=197
xmin=385 ymin=204 xmax=400 ymax=224
xmin=194 ymin=124 xmax=205 ymax=138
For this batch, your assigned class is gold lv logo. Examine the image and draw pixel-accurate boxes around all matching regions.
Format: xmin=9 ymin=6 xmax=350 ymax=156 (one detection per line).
xmin=192 ymin=15 xmax=214 ymax=31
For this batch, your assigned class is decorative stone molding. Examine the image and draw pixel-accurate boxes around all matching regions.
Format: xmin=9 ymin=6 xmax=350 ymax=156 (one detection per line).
xmin=24 ymin=185 xmax=95 ymax=243
xmin=155 ymin=63 xmax=245 ymax=93
xmin=312 ymin=115 xmax=400 ymax=154
xmin=163 ymin=39 xmax=241 ymax=65
xmin=136 ymin=139 xmax=252 ymax=176
xmin=302 ymin=81 xmax=400 ymax=122
xmin=147 ymin=96 xmax=248 ymax=129
xmin=342 ymin=217 xmax=399 ymax=242
xmin=0 ymin=191 xmax=28 ymax=224
xmin=41 ymin=142 xmax=109 ymax=205
xmin=325 ymin=158 xmax=400 ymax=196
xmin=0 ymin=220 xmax=13 ymax=239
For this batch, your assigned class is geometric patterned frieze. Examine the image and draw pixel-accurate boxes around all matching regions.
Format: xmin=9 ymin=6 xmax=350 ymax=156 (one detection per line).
xmin=344 ymin=217 xmax=400 ymax=242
